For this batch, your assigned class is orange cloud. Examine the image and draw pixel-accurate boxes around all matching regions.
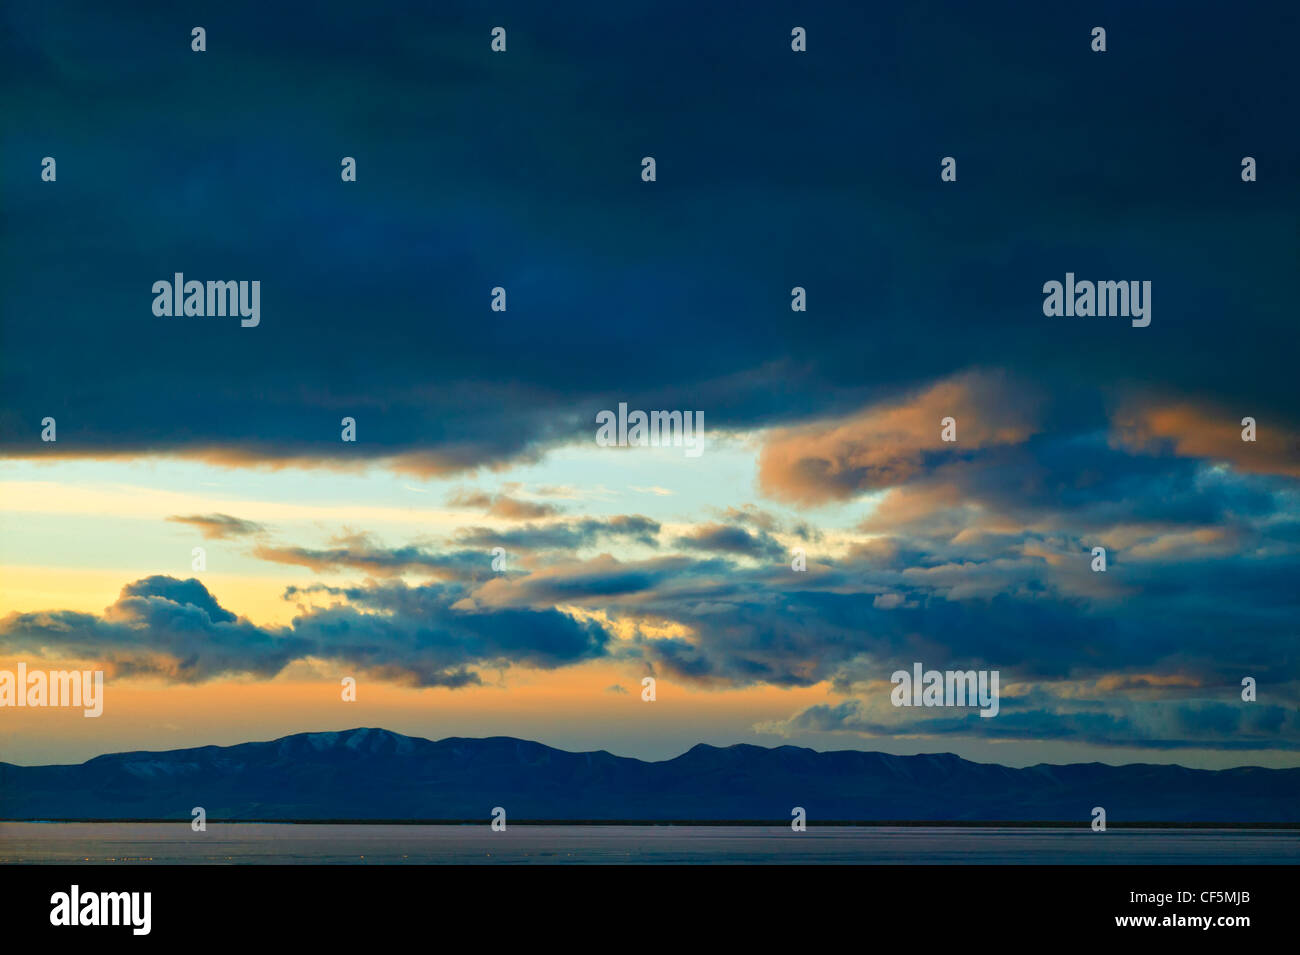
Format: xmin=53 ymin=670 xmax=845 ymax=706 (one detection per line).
xmin=758 ymin=371 xmax=1039 ymax=505
xmin=1111 ymin=402 xmax=1300 ymax=477
xmin=447 ymin=488 xmax=562 ymax=520
xmin=0 ymin=444 xmax=539 ymax=479
xmin=858 ymin=484 xmax=966 ymax=533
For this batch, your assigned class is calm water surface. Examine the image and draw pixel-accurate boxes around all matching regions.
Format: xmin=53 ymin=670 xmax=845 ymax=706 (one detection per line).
xmin=2 ymin=823 xmax=1297 ymax=864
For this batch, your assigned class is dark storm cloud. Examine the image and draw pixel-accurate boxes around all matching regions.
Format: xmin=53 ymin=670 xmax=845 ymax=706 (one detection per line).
xmin=452 ymin=515 xmax=661 ymax=551
xmin=461 ymin=517 xmax=1300 ymax=701
xmin=2 ymin=1 xmax=1296 ymax=468
xmin=0 ymin=576 xmax=305 ymax=681
xmin=673 ymin=522 xmax=784 ymax=560
xmin=289 ymin=588 xmax=611 ymax=680
xmin=716 ymin=505 xmax=823 ymax=543
xmin=0 ymin=574 xmax=610 ymax=686
xmin=251 ymin=539 xmax=485 ymax=579
xmin=471 ymin=555 xmax=704 ymax=607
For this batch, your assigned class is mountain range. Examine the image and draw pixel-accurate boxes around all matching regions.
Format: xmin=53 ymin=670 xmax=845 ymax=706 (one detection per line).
xmin=3 ymin=727 xmax=1298 ymax=822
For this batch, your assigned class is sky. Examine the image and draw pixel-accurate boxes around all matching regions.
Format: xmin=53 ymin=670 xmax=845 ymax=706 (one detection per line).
xmin=1 ymin=0 xmax=1297 ymax=769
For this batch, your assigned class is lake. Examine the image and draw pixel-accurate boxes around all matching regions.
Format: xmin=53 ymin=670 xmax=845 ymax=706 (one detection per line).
xmin=2 ymin=823 xmax=1297 ymax=864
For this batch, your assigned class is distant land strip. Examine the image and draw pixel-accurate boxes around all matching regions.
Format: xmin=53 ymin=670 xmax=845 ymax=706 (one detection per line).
xmin=5 ymin=819 xmax=1299 ymax=828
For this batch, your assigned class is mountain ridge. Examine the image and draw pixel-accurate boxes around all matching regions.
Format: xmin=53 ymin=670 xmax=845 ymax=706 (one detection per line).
xmin=3 ymin=727 xmax=1297 ymax=822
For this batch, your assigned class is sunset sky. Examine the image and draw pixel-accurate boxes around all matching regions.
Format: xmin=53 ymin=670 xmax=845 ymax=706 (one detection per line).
xmin=2 ymin=0 xmax=1297 ymax=769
